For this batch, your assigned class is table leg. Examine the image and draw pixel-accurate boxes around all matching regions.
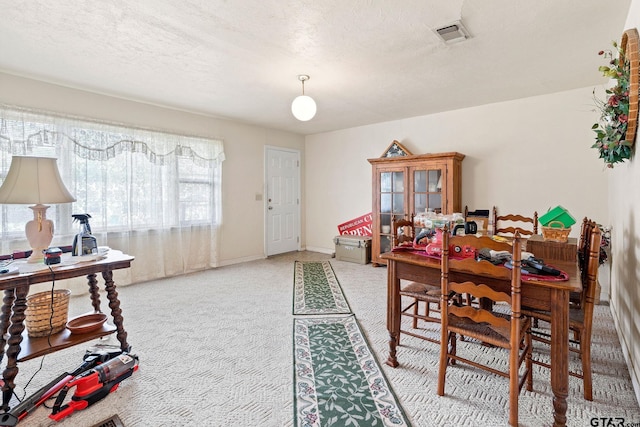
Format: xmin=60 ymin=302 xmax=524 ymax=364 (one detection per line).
xmin=1 ymin=285 xmax=28 ymax=411
xmin=102 ymin=270 xmax=130 ymax=352
xmin=386 ymin=260 xmax=400 ymax=367
xmin=550 ymin=288 xmax=569 ymax=427
xmin=87 ymin=273 xmax=101 ymax=313
xmin=0 ymin=289 xmax=16 ymax=365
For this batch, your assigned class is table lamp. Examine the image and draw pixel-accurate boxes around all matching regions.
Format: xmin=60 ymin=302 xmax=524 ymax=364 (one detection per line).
xmin=0 ymin=156 xmax=76 ymax=263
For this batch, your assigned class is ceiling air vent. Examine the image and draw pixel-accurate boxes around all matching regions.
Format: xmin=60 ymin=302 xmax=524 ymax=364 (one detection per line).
xmin=434 ymin=20 xmax=470 ymax=44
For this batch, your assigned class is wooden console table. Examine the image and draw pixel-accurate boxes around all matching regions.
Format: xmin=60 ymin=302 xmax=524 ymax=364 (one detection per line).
xmin=382 ymin=251 xmax=581 ymax=427
xmin=0 ymin=250 xmax=134 ymax=411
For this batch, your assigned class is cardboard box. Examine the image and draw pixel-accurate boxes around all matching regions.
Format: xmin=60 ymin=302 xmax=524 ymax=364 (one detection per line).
xmin=526 ymin=234 xmax=577 ymax=262
xmin=334 ymin=235 xmax=371 ymax=264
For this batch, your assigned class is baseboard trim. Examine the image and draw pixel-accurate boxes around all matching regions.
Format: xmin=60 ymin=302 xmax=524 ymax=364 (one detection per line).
xmin=218 ymin=254 xmax=266 ymax=267
xmin=305 ymin=246 xmax=334 ymax=255
xmin=609 ymin=300 xmax=640 ymax=406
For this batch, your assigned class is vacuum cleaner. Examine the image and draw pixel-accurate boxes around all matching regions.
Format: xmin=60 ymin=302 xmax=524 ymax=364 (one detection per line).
xmin=0 ymin=348 xmax=129 ymax=426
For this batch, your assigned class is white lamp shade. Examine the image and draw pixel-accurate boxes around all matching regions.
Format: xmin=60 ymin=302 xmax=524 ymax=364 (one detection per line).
xmin=0 ymin=156 xmax=76 ymax=204
xmin=291 ymin=95 xmax=317 ymax=121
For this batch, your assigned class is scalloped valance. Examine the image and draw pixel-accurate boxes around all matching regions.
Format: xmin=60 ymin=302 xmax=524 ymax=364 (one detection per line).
xmin=0 ymin=105 xmax=225 ymax=167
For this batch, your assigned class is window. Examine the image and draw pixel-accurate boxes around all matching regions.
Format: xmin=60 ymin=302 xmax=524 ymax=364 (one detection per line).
xmin=0 ymin=105 xmax=225 ymax=271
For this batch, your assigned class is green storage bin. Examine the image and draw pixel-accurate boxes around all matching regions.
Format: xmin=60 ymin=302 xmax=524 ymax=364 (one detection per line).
xmin=539 ymin=206 xmax=576 ymax=228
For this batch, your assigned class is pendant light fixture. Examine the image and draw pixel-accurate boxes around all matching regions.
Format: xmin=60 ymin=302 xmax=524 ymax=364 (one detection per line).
xmin=291 ymin=74 xmax=316 ymax=121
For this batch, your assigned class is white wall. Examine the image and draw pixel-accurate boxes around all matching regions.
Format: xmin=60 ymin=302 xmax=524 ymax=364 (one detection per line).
xmin=609 ymin=0 xmax=640 ymax=402
xmin=305 ymin=87 xmax=609 ymax=252
xmin=0 ymin=73 xmax=305 ymax=266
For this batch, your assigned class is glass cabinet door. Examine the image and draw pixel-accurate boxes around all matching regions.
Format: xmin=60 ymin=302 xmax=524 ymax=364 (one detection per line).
xmin=413 ymin=167 xmax=443 ymax=215
xmin=379 ymin=170 xmax=405 ymax=254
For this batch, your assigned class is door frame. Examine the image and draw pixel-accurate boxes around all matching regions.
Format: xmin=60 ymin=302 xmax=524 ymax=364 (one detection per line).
xmin=264 ymin=145 xmax=302 ymax=256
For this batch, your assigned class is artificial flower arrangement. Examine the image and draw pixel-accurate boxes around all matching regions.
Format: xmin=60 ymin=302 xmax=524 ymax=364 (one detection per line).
xmin=598 ymin=225 xmax=611 ymax=265
xmin=591 ymin=41 xmax=633 ymax=168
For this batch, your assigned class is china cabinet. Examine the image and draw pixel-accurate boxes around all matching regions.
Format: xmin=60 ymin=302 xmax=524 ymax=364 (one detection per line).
xmin=368 ymin=149 xmax=464 ymax=266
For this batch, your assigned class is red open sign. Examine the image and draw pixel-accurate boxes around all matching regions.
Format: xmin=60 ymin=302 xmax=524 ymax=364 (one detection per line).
xmin=337 ymin=213 xmax=373 ymax=236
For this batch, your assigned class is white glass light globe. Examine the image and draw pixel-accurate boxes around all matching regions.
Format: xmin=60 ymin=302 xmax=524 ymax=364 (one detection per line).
xmin=291 ymin=95 xmax=317 ymax=121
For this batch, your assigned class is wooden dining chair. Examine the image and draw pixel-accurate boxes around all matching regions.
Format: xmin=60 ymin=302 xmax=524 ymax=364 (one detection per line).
xmin=392 ymin=214 xmax=416 ymax=248
xmin=437 ymin=230 xmax=533 ymax=426
xmin=578 ymin=217 xmax=596 ymax=273
xmin=492 ymin=206 xmax=539 ymax=237
xmin=572 ymin=217 xmax=596 ymax=308
xmin=523 ymin=225 xmax=602 ymax=401
xmin=392 ymin=216 xmax=442 ymax=345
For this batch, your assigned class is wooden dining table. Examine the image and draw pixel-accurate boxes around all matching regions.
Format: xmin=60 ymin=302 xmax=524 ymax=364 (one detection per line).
xmin=381 ymin=250 xmax=581 ymax=427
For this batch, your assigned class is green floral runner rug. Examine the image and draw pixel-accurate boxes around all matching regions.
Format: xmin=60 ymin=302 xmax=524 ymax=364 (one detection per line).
xmin=293 ymin=261 xmax=352 ymax=315
xmin=293 ymin=316 xmax=411 ymax=427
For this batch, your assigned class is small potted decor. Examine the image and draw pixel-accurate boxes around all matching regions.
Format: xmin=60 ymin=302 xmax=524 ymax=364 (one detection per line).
xmin=591 ymin=29 xmax=639 ymax=168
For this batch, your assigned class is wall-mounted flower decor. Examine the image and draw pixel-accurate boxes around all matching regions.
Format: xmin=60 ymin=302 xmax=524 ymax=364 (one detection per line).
xmin=592 ymin=28 xmax=639 ymax=168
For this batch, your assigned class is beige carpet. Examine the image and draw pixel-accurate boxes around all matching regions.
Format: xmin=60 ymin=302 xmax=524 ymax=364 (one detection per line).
xmin=9 ymin=251 xmax=640 ymax=427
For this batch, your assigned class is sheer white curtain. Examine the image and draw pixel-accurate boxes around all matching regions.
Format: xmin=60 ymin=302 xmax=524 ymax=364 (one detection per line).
xmin=0 ymin=105 xmax=224 ymax=291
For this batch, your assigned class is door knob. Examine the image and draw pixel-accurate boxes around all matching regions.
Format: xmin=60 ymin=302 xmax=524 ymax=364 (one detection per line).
xmin=268 ymin=206 xmax=273 ymax=210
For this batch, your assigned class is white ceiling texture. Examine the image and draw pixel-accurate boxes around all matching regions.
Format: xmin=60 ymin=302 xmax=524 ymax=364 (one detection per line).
xmin=0 ymin=0 xmax=632 ymax=135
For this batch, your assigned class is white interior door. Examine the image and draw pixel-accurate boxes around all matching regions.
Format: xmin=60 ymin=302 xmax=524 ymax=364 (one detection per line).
xmin=265 ymin=147 xmax=300 ymax=256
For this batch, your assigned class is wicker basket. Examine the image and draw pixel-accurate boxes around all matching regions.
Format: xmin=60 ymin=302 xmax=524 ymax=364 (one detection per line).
xmin=541 ymin=220 xmax=572 ymax=243
xmin=25 ymin=289 xmax=71 ymax=337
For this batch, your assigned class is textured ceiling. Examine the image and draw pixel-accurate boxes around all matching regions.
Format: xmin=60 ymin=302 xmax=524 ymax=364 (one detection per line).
xmin=0 ymin=0 xmax=632 ymax=135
